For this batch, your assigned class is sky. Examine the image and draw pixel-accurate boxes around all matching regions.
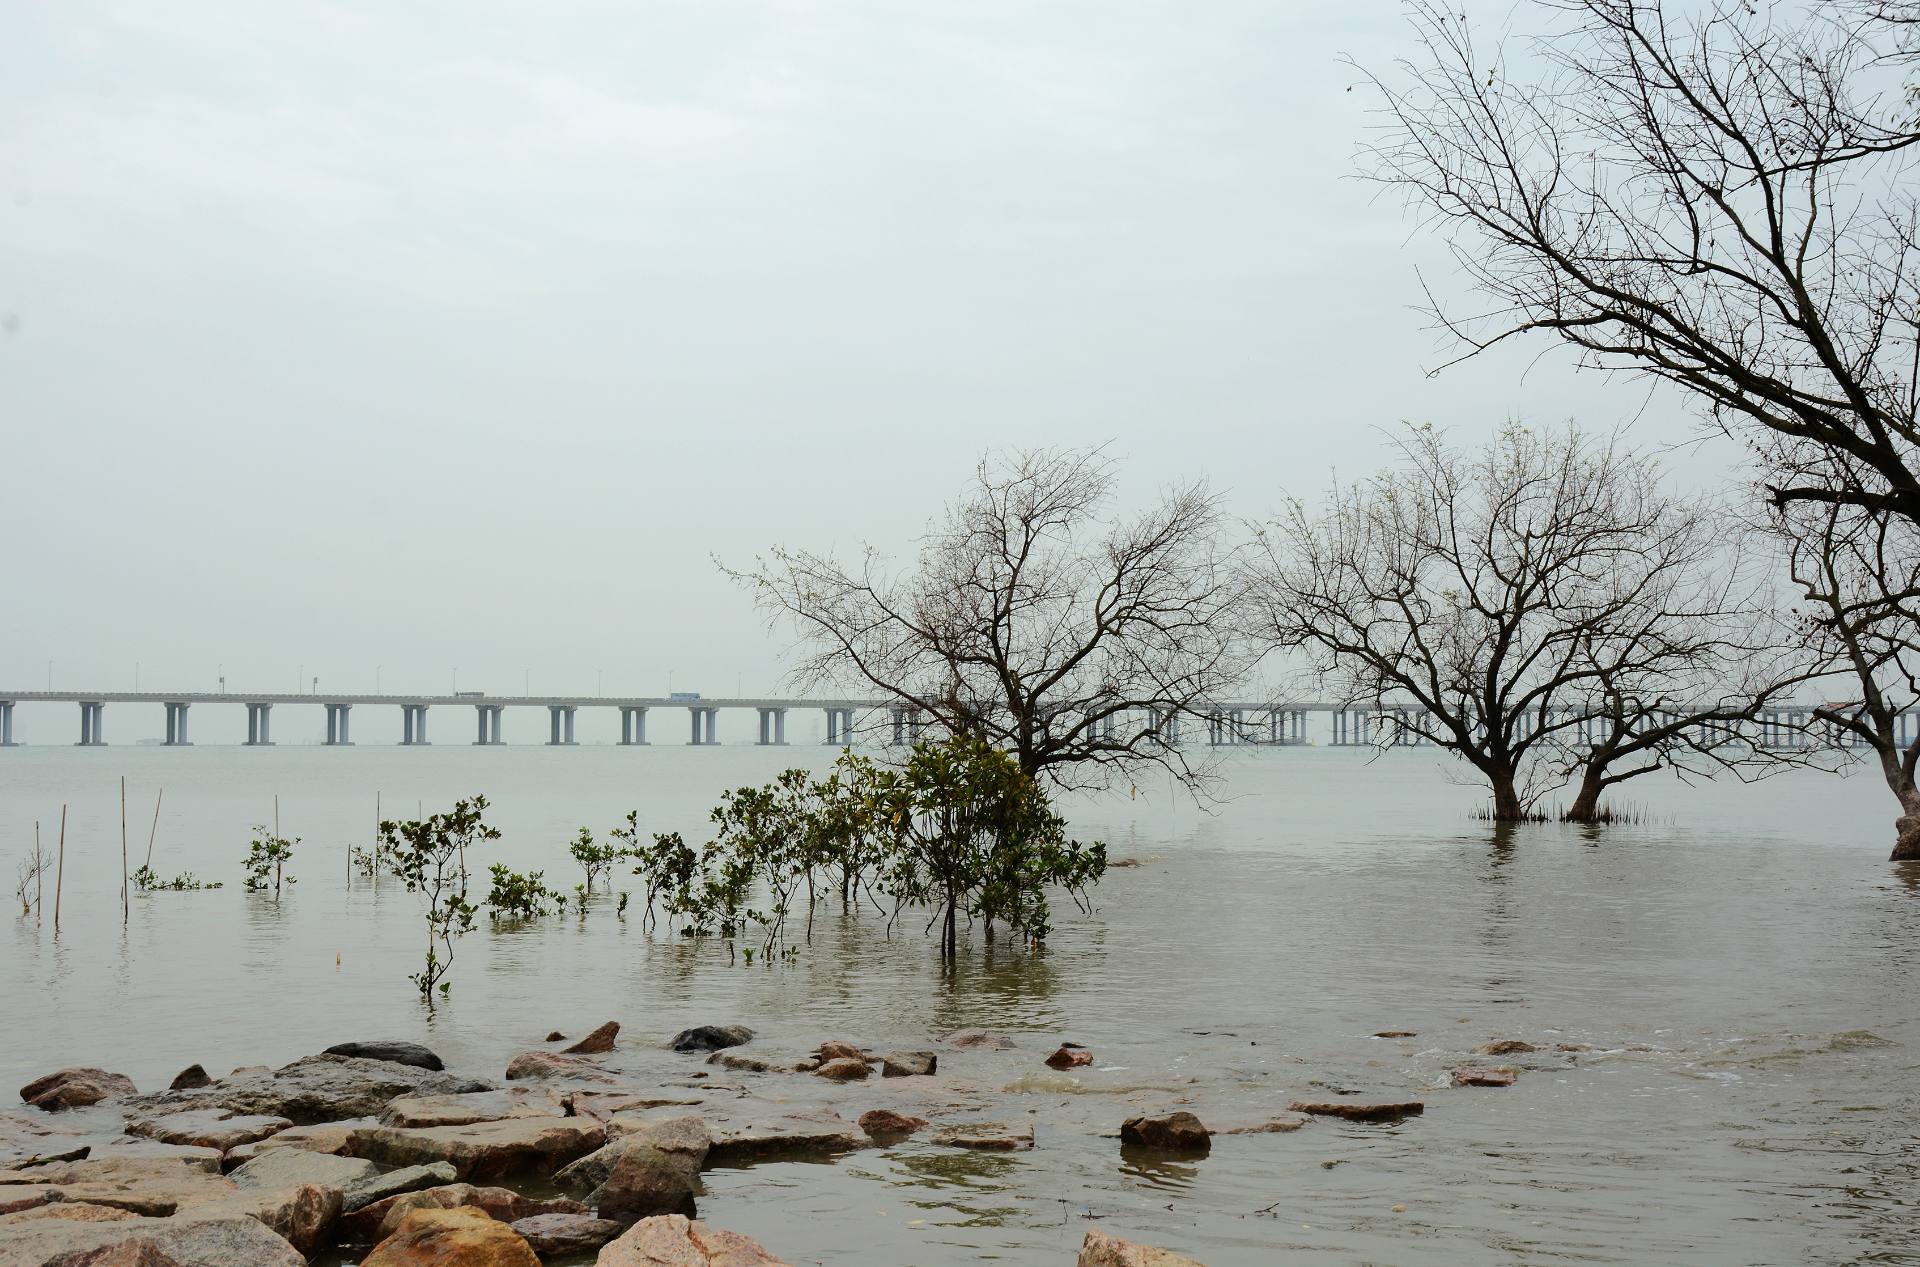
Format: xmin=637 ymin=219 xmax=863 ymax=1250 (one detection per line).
xmin=0 ymin=0 xmax=1733 ymax=738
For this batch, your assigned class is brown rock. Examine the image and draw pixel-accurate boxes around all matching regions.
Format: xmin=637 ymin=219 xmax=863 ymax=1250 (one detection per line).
xmin=591 ymin=1145 xmax=697 ymax=1223
xmin=168 ymin=1066 xmax=211 ymax=1092
xmin=856 ymin=1110 xmax=927 ymax=1139
xmin=1451 ymin=1066 xmax=1518 ymax=1088
xmin=928 ymin=1122 xmax=1033 ymax=1151
xmin=1078 ymin=1227 xmax=1207 ymax=1266
xmin=1288 ymin=1099 xmax=1425 ymax=1123
xmin=1207 ymin=1114 xmax=1309 ymax=1135
xmin=0 ymin=1109 xmax=90 ymax=1167
xmin=596 ymin=1214 xmax=789 ymax=1266
xmin=381 ymin=1090 xmax=568 ymax=1129
xmin=20 ymin=1068 xmax=137 ymax=1111
xmin=941 ymin=1029 xmax=1013 ymax=1051
xmin=1 ymin=1156 xmax=240 ymax=1217
xmin=348 ymin=1184 xmax=588 ymax=1244
xmin=1045 ymin=1046 xmax=1093 ymax=1070
xmin=705 ymin=1052 xmax=780 ymax=1074
xmin=564 ymin=1022 xmax=621 ymax=1056
xmin=183 ymin=1181 xmax=342 ymax=1257
xmin=813 ymin=1041 xmax=866 ymax=1063
xmin=0 ymin=1213 xmax=305 ymax=1266
xmin=0 ymin=1186 xmax=56 ymax=1215
xmin=702 ymin=1113 xmax=865 ymax=1164
xmin=0 ymin=1201 xmax=141 ymax=1225
xmin=545 ymin=1032 xmax=566 ymax=1043
xmin=345 ymin=1116 xmax=606 ymax=1181
xmin=509 ymin=1212 xmax=625 ymax=1257
xmin=502 ymin=1052 xmax=614 ymax=1083
xmin=1476 ymin=1040 xmax=1538 ymax=1056
xmin=879 ymin=1051 xmax=936 ymax=1078
xmin=559 ymin=1119 xmax=711 ymax=1196
xmin=568 ymin=1094 xmax=704 ymax=1123
xmin=1373 ymin=1031 xmax=1417 ymax=1039
xmin=361 ymin=1205 xmax=540 ymax=1267
xmin=811 ymin=1058 xmax=870 ymax=1083
xmin=127 ymin=1109 xmax=292 ymax=1152
xmin=1119 ymin=1112 xmax=1210 ymax=1154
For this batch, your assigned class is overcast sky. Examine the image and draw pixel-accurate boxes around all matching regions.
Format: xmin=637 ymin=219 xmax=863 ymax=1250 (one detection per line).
xmin=0 ymin=1 xmax=1727 ymax=729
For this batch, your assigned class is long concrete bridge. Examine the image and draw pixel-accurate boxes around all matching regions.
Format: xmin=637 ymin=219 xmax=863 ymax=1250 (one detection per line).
xmin=0 ymin=691 xmax=1874 ymax=750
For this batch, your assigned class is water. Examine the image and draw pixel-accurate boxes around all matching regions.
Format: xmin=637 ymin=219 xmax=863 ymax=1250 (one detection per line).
xmin=4 ymin=745 xmax=1918 ymax=1266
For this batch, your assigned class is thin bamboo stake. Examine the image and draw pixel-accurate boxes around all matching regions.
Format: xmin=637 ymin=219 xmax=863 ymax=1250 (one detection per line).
xmin=373 ymin=791 xmax=380 ymax=894
xmin=54 ymin=805 xmax=65 ymax=933
xmin=120 ymin=776 xmax=128 ymax=925
xmin=143 ymin=789 xmax=163 ymax=870
xmin=34 ymin=820 xmax=42 ymax=920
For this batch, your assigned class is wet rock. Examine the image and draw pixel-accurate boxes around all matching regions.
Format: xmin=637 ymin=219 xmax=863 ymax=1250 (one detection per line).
xmin=0 ymin=1111 xmax=90 ymax=1167
xmin=669 ymin=1025 xmax=754 ymax=1053
xmin=93 ymin=1139 xmax=223 ymax=1172
xmin=169 ymin=1065 xmax=212 ymax=1092
xmin=0 ymin=1213 xmax=305 ymax=1265
xmin=185 ymin=1179 xmax=343 ymax=1257
xmin=1207 ymin=1114 xmax=1308 ymax=1135
xmin=19 ymin=1068 xmax=136 ymax=1111
xmin=323 ymin=1041 xmax=447 ymax=1072
xmin=343 ymin=1162 xmax=460 ymax=1213
xmin=124 ymin=1055 xmax=492 ymax=1125
xmin=345 ymin=1116 xmax=606 ymax=1181
xmin=591 ymin=1145 xmax=698 ymax=1222
xmin=567 ymin=1093 xmax=704 ymax=1123
xmin=564 ymin=1022 xmax=621 ymax=1055
xmin=0 ymin=1201 xmax=140 ymax=1226
xmin=1475 ymin=1039 xmax=1538 ymax=1056
xmin=511 ymin=1211 xmax=626 ymax=1257
xmin=597 ymin=1214 xmax=789 ymax=1267
xmin=1288 ymin=1099 xmax=1425 ymax=1123
xmin=881 ymin=1051 xmax=936 ymax=1078
xmin=1451 ymin=1066 xmax=1518 ymax=1088
xmin=813 ymin=1041 xmax=867 ymax=1063
xmin=941 ymin=1029 xmax=1013 ymax=1051
xmin=856 ymin=1110 xmax=927 ymax=1139
xmin=558 ymin=1119 xmax=710 ymax=1196
xmin=127 ymin=1109 xmax=292 ymax=1153
xmin=1120 ymin=1112 xmax=1210 ymax=1154
xmin=0 ymin=1156 xmax=239 ymax=1216
xmin=228 ymin=1146 xmax=377 ymax=1191
xmin=382 ymin=1089 xmax=568 ymax=1129
xmin=812 ymin=1057 xmax=870 ymax=1082
xmin=545 ymin=1031 xmax=566 ymax=1043
xmin=346 ymin=1184 xmax=587 ymax=1245
xmin=224 ymin=1119 xmax=367 ymax=1165
xmin=361 ymin=1205 xmax=539 ymax=1267
xmin=1079 ymin=1227 xmax=1207 ymax=1266
xmin=705 ymin=1051 xmax=780 ymax=1074
xmin=1372 ymin=1031 xmax=1417 ymax=1040
xmin=1046 ymin=1046 xmax=1094 ymax=1070
xmin=702 ymin=1113 xmax=865 ymax=1164
xmin=1107 ymin=858 xmax=1143 ymax=868
xmin=502 ymin=1052 xmax=615 ymax=1084
xmin=928 ymin=1122 xmax=1034 ymax=1151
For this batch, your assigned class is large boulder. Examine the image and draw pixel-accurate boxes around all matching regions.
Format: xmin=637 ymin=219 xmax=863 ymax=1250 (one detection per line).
xmin=0 ymin=1201 xmax=140 ymax=1226
xmin=344 ymin=1163 xmax=461 ymax=1213
xmin=1046 ymin=1046 xmax=1094 ymax=1070
xmin=323 ymin=1041 xmax=446 ymax=1071
xmin=346 ymin=1117 xmax=605 ymax=1182
xmin=0 ymin=1111 xmax=89 ymax=1168
xmin=183 ymin=1180 xmax=343 ymax=1257
xmin=345 ymin=1184 xmax=586 ymax=1245
xmin=1079 ymin=1228 xmax=1207 ymax=1266
xmin=812 ymin=1041 xmax=866 ymax=1063
xmin=361 ymin=1205 xmax=539 ymax=1267
xmin=228 ymin=1147 xmax=377 ymax=1191
xmin=1119 ymin=1113 xmax=1210 ymax=1154
xmin=382 ymin=1090 xmax=568 ymax=1129
xmin=812 ymin=1058 xmax=870 ymax=1083
xmin=928 ymin=1122 xmax=1034 ymax=1151
xmin=0 ymin=1213 xmax=304 ymax=1266
xmin=668 ymin=1026 xmax=754 ymax=1053
xmin=89 ymin=1138 xmax=223 ymax=1172
xmin=0 ymin=1156 xmax=238 ymax=1216
xmin=564 ymin=1023 xmax=621 ymax=1055
xmin=125 ymin=1055 xmax=492 ymax=1124
xmin=857 ymin=1110 xmax=927 ymax=1140
xmin=224 ymin=1118 xmax=368 ymax=1166
xmin=510 ymin=1212 xmax=625 ymax=1257
xmin=556 ymin=1119 xmax=710 ymax=1197
xmin=701 ymin=1113 xmax=864 ymax=1165
xmin=169 ymin=1065 xmax=212 ymax=1091
xmin=19 ymin=1068 xmax=136 ymax=1111
xmin=589 ymin=1145 xmax=698 ymax=1223
xmin=127 ymin=1108 xmax=293 ymax=1153
xmin=503 ymin=1052 xmax=615 ymax=1084
xmin=596 ymin=1214 xmax=788 ymax=1267
xmin=880 ymin=1051 xmax=936 ymax=1078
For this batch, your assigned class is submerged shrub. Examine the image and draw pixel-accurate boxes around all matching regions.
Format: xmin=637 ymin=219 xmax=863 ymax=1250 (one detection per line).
xmin=382 ymin=795 xmax=497 ymax=1005
xmin=241 ymin=827 xmax=296 ymax=899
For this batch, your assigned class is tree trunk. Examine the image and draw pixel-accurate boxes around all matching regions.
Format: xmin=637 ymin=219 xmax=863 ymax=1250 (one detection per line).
xmin=1489 ymin=771 xmax=1526 ymax=822
xmin=1893 ymin=786 xmax=1920 ymax=862
xmin=1564 ymin=767 xmax=1606 ymax=822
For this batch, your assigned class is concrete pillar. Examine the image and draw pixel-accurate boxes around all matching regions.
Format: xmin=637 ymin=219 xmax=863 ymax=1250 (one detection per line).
xmin=703 ymin=707 xmax=719 ymax=745
xmin=549 ymin=706 xmax=563 ymax=746
xmin=176 ymin=703 xmax=189 ymax=745
xmin=774 ymin=708 xmax=787 ymax=744
xmin=476 ymin=705 xmax=489 ymax=745
xmin=0 ymin=700 xmax=12 ymax=746
xmin=164 ymin=702 xmax=191 ymax=745
xmin=890 ymin=708 xmax=905 ymax=746
xmin=490 ymin=706 xmax=504 ymax=744
xmin=416 ymin=705 xmax=429 ymax=745
xmin=564 ymin=707 xmax=576 ymax=744
xmin=620 ymin=706 xmax=648 ymax=745
xmin=78 ymin=702 xmax=104 ymax=746
xmin=689 ymin=708 xmax=703 ymax=746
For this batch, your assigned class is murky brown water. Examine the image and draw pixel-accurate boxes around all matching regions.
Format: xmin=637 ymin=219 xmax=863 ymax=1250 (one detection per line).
xmin=4 ymin=745 xmax=1918 ymax=1265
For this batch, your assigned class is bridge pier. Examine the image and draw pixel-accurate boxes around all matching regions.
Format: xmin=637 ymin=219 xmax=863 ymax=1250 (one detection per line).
xmin=324 ymin=703 xmax=353 ymax=745
xmin=76 ymin=702 xmax=105 ymax=746
xmin=163 ymin=702 xmax=192 ymax=746
xmin=473 ymin=705 xmax=504 ymax=745
xmin=823 ymin=707 xmax=853 ymax=744
xmin=756 ymin=707 xmax=788 ymax=745
xmin=0 ymin=701 xmax=13 ymax=746
xmin=688 ymin=707 xmax=719 ymax=745
xmin=401 ymin=704 xmax=430 ymax=745
xmin=620 ymin=706 xmax=649 ymax=745
xmin=888 ymin=707 xmax=926 ymax=745
xmin=246 ymin=703 xmax=274 ymax=745
xmin=548 ymin=705 xmax=577 ymax=746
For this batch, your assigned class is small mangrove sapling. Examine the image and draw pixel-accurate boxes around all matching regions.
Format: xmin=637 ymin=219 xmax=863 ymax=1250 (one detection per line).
xmin=382 ymin=795 xmax=498 ymax=1003
xmin=241 ymin=826 xmax=297 ymax=899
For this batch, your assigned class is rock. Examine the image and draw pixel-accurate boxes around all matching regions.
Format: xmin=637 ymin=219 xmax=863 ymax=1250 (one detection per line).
xmin=669 ymin=1026 xmax=754 ymax=1054
xmin=566 ymin=1094 xmax=704 ymax=1123
xmin=361 ymin=1205 xmax=539 ymax=1267
xmin=19 ymin=1068 xmax=136 ymax=1111
xmin=1045 ymin=1046 xmax=1094 ymax=1070
xmin=91 ymin=1139 xmax=223 ymax=1172
xmin=0 ymin=1201 xmax=140 ymax=1226
xmin=343 ymin=1184 xmax=586 ymax=1245
xmin=228 ymin=1147 xmax=377 ymax=1191
xmin=0 ymin=1111 xmax=90 ymax=1167
xmin=1107 ymin=858 xmax=1143 ymax=868
xmin=1288 ymin=1100 xmax=1425 ymax=1123
xmin=557 ymin=1119 xmax=710 ymax=1197
xmin=183 ymin=1180 xmax=342 ymax=1257
xmin=323 ymin=1041 xmax=447 ymax=1072
xmin=812 ymin=1058 xmax=870 ymax=1082
xmin=168 ymin=1066 xmax=212 ymax=1092
xmin=702 ymin=1114 xmax=865 ymax=1164
xmin=224 ymin=1119 xmax=367 ymax=1166
xmin=0 ymin=1188 xmax=54 ymax=1216
xmin=1451 ymin=1066 xmax=1518 ymax=1088
xmin=545 ymin=1032 xmax=566 ymax=1043
xmin=1078 ymin=1227 xmax=1207 ymax=1267
xmin=344 ymin=1163 xmax=461 ymax=1213
xmin=1119 ymin=1112 xmax=1210 ymax=1154
xmin=596 ymin=1214 xmax=789 ymax=1267
xmin=565 ymin=1022 xmax=621 ymax=1055
xmin=941 ymin=1029 xmax=1013 ymax=1051
xmin=705 ymin=1052 xmax=780 ymax=1074
xmin=1207 ymin=1114 xmax=1309 ymax=1135
xmin=856 ymin=1110 xmax=927 ymax=1139
xmin=503 ymin=1052 xmax=615 ymax=1084
xmin=1372 ymin=1031 xmax=1417 ymax=1040
xmin=0 ymin=1213 xmax=305 ymax=1266
xmin=124 ymin=1055 xmax=492 ymax=1125
xmin=928 ymin=1122 xmax=1034 ymax=1151
xmin=813 ymin=1041 xmax=866 ymax=1063
xmin=880 ymin=1051 xmax=936 ymax=1078
xmin=511 ymin=1211 xmax=626 ymax=1257
xmin=345 ymin=1116 xmax=607 ymax=1181
xmin=126 ymin=1109 xmax=292 ymax=1153
xmin=0 ymin=1156 xmax=239 ymax=1216
xmin=382 ymin=1090 xmax=568 ymax=1129
xmin=1476 ymin=1040 xmax=1538 ymax=1056
xmin=590 ymin=1145 xmax=698 ymax=1223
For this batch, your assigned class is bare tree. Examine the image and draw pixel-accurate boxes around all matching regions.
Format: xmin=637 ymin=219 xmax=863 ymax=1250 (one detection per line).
xmin=1782 ymin=498 xmax=1920 ymax=857
xmin=1246 ymin=424 xmax=1802 ymax=821
xmin=726 ymin=447 xmax=1249 ymax=794
xmin=15 ymin=832 xmax=51 ymax=918
xmin=1364 ymin=0 xmax=1920 ymax=524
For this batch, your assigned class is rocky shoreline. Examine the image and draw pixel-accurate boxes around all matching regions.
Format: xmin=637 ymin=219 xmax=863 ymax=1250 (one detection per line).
xmin=1 ymin=1023 xmax=1565 ymax=1266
